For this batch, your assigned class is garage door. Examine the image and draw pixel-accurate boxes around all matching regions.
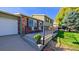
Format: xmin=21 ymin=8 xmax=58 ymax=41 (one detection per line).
xmin=0 ymin=17 xmax=18 ymax=36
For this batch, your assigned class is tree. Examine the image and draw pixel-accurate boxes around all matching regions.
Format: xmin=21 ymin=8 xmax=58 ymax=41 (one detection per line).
xmin=61 ymin=11 xmax=79 ymax=32
xmin=55 ymin=7 xmax=79 ymax=25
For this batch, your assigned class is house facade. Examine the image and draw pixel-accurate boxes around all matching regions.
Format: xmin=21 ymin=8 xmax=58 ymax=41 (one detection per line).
xmin=15 ymin=13 xmax=43 ymax=35
xmin=0 ymin=11 xmax=53 ymax=42
xmin=0 ymin=11 xmax=44 ymax=36
xmin=0 ymin=11 xmax=54 ymax=50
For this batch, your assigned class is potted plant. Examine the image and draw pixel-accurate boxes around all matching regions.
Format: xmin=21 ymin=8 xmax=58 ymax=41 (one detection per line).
xmin=33 ymin=33 xmax=42 ymax=44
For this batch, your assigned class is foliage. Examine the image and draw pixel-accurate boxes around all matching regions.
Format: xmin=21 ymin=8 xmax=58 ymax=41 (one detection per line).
xmin=55 ymin=7 xmax=79 ymax=25
xmin=57 ymin=30 xmax=79 ymax=50
xmin=57 ymin=30 xmax=64 ymax=38
xmin=33 ymin=33 xmax=42 ymax=44
xmin=61 ymin=11 xmax=79 ymax=32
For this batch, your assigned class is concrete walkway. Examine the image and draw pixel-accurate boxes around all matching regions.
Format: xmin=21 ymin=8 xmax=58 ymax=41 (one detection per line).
xmin=0 ymin=35 xmax=39 ymax=51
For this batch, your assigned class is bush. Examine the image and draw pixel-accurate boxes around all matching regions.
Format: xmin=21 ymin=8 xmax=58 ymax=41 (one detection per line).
xmin=33 ymin=34 xmax=42 ymax=44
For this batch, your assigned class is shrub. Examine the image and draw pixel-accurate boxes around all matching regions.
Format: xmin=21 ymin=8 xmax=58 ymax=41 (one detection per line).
xmin=33 ymin=33 xmax=42 ymax=44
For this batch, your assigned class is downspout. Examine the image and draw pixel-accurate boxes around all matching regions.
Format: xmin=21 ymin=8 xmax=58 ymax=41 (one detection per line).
xmin=52 ymin=20 xmax=53 ymax=37
xmin=43 ymin=22 xmax=45 ymax=45
xmin=20 ymin=16 xmax=23 ymax=37
xmin=43 ymin=18 xmax=45 ymax=45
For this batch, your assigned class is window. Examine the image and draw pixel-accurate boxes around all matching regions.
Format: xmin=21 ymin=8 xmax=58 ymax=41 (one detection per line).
xmin=33 ymin=20 xmax=37 ymax=30
xmin=28 ymin=18 xmax=33 ymax=27
xmin=45 ymin=18 xmax=48 ymax=22
xmin=28 ymin=18 xmax=38 ymax=31
xmin=45 ymin=17 xmax=50 ymax=23
xmin=28 ymin=18 xmax=34 ymax=30
xmin=39 ymin=21 xmax=42 ymax=26
xmin=38 ymin=21 xmax=43 ymax=30
xmin=33 ymin=20 xmax=37 ymax=27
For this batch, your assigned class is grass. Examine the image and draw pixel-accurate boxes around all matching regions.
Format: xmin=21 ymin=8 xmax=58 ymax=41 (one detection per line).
xmin=57 ymin=30 xmax=79 ymax=50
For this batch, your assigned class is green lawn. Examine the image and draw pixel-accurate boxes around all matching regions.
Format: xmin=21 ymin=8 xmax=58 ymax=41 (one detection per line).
xmin=57 ymin=30 xmax=79 ymax=50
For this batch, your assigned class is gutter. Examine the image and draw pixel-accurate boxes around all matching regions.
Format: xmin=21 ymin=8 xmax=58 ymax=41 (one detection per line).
xmin=0 ymin=10 xmax=20 ymax=17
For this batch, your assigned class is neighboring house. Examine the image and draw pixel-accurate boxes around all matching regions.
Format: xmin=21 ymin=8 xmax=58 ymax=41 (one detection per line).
xmin=0 ymin=11 xmax=20 ymax=36
xmin=15 ymin=13 xmax=43 ymax=35
xmin=32 ymin=14 xmax=53 ymax=27
xmin=32 ymin=14 xmax=53 ymax=45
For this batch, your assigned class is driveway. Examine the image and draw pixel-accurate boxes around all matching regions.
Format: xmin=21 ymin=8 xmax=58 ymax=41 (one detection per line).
xmin=0 ymin=35 xmax=39 ymax=51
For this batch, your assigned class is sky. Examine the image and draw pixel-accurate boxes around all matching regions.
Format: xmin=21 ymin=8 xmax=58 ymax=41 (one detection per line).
xmin=0 ymin=7 xmax=60 ymax=20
